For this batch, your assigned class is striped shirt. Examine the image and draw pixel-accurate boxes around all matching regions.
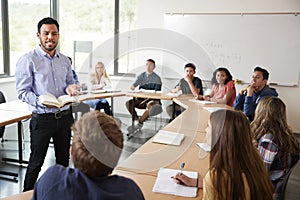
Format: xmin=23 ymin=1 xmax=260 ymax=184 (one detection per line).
xmin=258 ymin=133 xmax=299 ymax=199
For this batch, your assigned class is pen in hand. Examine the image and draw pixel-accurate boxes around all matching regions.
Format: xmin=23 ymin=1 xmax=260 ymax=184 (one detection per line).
xmin=171 ymin=162 xmax=186 ymax=185
xmin=179 ymin=162 xmax=185 ymax=175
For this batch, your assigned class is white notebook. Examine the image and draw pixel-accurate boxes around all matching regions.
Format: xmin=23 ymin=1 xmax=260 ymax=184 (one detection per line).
xmin=152 ymin=130 xmax=184 ymax=146
xmin=153 ymin=168 xmax=198 ymax=197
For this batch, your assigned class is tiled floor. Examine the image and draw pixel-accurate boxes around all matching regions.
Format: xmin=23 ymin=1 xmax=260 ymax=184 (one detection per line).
xmin=0 ymin=114 xmax=300 ymax=199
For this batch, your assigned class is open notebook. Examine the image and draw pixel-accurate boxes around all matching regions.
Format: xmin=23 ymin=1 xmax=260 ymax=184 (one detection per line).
xmin=152 ymin=130 xmax=184 ymax=146
xmin=153 ymin=168 xmax=198 ymax=197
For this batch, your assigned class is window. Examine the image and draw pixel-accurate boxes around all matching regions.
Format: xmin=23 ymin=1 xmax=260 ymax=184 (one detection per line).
xmin=8 ymin=0 xmax=50 ymax=76
xmin=59 ymin=0 xmax=114 ymax=73
xmin=1 ymin=0 xmax=137 ymax=77
xmin=116 ymin=0 xmax=138 ymax=75
xmin=0 ymin=3 xmax=3 ymax=75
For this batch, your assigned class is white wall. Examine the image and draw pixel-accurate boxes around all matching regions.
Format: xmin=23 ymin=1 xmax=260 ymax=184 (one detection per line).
xmin=134 ymin=0 xmax=300 ymax=132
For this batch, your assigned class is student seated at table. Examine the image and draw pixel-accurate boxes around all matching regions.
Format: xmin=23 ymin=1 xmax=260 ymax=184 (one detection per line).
xmin=234 ymin=66 xmax=278 ymax=121
xmin=85 ymin=62 xmax=112 ymax=115
xmin=172 ymin=109 xmax=273 ymax=200
xmin=196 ymin=67 xmax=236 ymax=106
xmin=126 ymin=59 xmax=162 ymax=130
xmin=251 ymin=97 xmax=300 ymax=199
xmin=166 ymin=63 xmax=203 ymax=119
xmin=32 ymin=111 xmax=145 ymax=200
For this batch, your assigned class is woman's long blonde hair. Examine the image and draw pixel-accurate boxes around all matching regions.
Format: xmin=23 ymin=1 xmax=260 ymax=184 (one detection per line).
xmin=90 ymin=62 xmax=111 ymax=84
xmin=209 ymin=109 xmax=273 ymax=200
xmin=251 ymin=96 xmax=300 ymax=169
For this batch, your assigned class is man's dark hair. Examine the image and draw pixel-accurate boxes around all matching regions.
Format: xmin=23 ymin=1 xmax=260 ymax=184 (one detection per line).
xmin=185 ymin=63 xmax=196 ymax=71
xmin=254 ymin=66 xmax=269 ymax=80
xmin=37 ymin=17 xmax=59 ymax=33
xmin=147 ymin=59 xmax=155 ymax=65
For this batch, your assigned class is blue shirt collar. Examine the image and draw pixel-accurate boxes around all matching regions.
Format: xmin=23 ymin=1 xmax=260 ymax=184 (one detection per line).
xmin=36 ymin=44 xmax=60 ymax=58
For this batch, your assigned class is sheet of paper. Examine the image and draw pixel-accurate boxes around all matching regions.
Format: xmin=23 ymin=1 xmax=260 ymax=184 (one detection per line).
xmin=189 ymin=99 xmax=217 ymax=105
xmin=89 ymin=89 xmax=107 ymax=94
xmin=203 ymin=107 xmax=225 ymax=113
xmin=152 ymin=130 xmax=184 ymax=146
xmin=153 ymin=168 xmax=198 ymax=197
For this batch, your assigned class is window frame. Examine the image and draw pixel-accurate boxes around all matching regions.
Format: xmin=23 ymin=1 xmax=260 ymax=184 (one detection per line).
xmin=0 ymin=0 xmax=134 ymax=78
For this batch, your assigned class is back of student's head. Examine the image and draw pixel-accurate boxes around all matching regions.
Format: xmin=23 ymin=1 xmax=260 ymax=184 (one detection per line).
xmin=71 ymin=111 xmax=123 ymax=177
xmin=252 ymin=97 xmax=300 ymax=167
xmin=184 ymin=63 xmax=196 ymax=71
xmin=254 ymin=66 xmax=269 ymax=80
xmin=253 ymin=96 xmax=288 ymax=134
xmin=209 ymin=109 xmax=273 ymax=200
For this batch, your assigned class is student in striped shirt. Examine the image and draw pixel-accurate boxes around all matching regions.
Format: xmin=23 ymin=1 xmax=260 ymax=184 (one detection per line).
xmin=251 ymin=96 xmax=300 ymax=200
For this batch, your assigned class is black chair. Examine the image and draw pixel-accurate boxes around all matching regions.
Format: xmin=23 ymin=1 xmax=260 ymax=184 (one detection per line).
xmin=70 ymin=102 xmax=91 ymax=121
xmin=0 ymin=91 xmax=6 ymax=143
xmin=277 ymin=155 xmax=300 ymax=200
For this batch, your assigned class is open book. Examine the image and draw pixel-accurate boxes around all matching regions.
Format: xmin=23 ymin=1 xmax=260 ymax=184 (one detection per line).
xmin=39 ymin=93 xmax=83 ymax=108
xmin=153 ymin=168 xmax=198 ymax=197
xmin=152 ymin=130 xmax=184 ymax=146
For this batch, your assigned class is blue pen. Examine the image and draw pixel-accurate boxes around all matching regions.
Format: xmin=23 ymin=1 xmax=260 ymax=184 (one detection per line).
xmin=179 ymin=162 xmax=185 ymax=175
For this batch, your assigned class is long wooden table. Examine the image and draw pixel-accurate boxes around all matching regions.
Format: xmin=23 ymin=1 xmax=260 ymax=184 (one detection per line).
xmin=114 ymin=94 xmax=230 ymax=199
xmin=0 ymin=100 xmax=31 ymax=165
xmin=0 ymin=100 xmax=31 ymax=181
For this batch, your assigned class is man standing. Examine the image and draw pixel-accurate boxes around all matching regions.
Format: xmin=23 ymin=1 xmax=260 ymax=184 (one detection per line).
xmin=15 ymin=17 xmax=79 ymax=191
xmin=126 ymin=59 xmax=162 ymax=130
xmin=234 ymin=66 xmax=278 ymax=121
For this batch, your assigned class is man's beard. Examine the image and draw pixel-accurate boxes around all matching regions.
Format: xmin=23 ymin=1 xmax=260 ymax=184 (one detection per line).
xmin=40 ymin=39 xmax=57 ymax=52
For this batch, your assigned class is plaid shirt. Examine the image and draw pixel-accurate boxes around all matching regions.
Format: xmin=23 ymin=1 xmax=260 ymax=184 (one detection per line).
xmin=258 ymin=133 xmax=297 ymax=199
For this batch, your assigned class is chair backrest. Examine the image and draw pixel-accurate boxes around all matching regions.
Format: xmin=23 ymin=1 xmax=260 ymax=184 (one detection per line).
xmin=70 ymin=102 xmax=91 ymax=121
xmin=149 ymin=104 xmax=163 ymax=117
xmin=0 ymin=91 xmax=6 ymax=104
xmin=280 ymin=155 xmax=299 ymax=200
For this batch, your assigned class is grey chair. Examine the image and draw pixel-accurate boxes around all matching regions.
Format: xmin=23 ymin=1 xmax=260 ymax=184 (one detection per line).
xmin=149 ymin=104 xmax=163 ymax=131
xmin=277 ymin=155 xmax=299 ymax=200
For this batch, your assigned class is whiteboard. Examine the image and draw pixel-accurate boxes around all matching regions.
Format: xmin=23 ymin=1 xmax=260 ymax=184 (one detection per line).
xmin=164 ymin=14 xmax=300 ymax=86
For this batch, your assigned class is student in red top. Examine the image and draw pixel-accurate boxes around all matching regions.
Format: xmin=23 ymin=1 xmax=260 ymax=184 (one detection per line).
xmin=196 ymin=67 xmax=236 ymax=106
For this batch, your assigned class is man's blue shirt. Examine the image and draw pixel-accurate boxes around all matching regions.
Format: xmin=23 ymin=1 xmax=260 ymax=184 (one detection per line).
xmin=15 ymin=45 xmax=74 ymax=113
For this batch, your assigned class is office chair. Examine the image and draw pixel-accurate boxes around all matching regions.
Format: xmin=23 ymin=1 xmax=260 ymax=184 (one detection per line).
xmin=149 ymin=104 xmax=163 ymax=131
xmin=277 ymin=155 xmax=299 ymax=200
xmin=70 ymin=102 xmax=91 ymax=121
xmin=0 ymin=91 xmax=6 ymax=143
